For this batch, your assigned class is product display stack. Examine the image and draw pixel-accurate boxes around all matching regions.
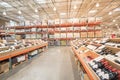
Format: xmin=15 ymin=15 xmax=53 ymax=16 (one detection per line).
xmin=0 ymin=39 xmax=48 ymax=74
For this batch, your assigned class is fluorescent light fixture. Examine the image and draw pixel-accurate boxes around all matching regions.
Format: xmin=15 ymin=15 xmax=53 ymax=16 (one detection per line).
xmin=17 ymin=16 xmax=24 ymax=20
xmin=35 ymin=0 xmax=46 ymax=4
xmin=18 ymin=10 xmax=22 ymax=14
xmin=114 ymin=8 xmax=120 ymax=12
xmin=115 ymin=24 xmax=118 ymax=26
xmin=60 ymin=13 xmax=66 ymax=15
xmin=89 ymin=10 xmax=97 ymax=13
xmin=3 ymin=11 xmax=6 ymax=15
xmin=96 ymin=3 xmax=99 ymax=7
xmin=53 ymin=7 xmax=56 ymax=11
xmin=32 ymin=15 xmax=39 ymax=19
xmin=113 ymin=20 xmax=116 ymax=22
xmin=0 ymin=2 xmax=12 ymax=7
xmin=35 ymin=9 xmax=38 ymax=13
xmin=108 ymin=12 xmax=112 ymax=15
xmin=74 ymin=5 xmax=77 ymax=9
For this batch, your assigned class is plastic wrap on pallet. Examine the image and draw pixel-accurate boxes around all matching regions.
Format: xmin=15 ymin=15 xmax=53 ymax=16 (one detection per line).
xmin=31 ymin=34 xmax=36 ymax=38
xmin=61 ymin=28 xmax=66 ymax=31
xmin=67 ymin=33 xmax=73 ymax=38
xmin=55 ymin=19 xmax=59 ymax=24
xmin=17 ymin=55 xmax=26 ymax=62
xmin=54 ymin=33 xmax=60 ymax=38
xmin=36 ymin=34 xmax=42 ymax=38
xmin=26 ymin=34 xmax=31 ymax=39
xmin=29 ymin=50 xmax=38 ymax=56
xmin=61 ymin=33 xmax=66 ymax=38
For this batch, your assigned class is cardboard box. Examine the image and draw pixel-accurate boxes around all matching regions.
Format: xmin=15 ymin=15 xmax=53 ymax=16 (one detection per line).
xmin=0 ymin=62 xmax=9 ymax=73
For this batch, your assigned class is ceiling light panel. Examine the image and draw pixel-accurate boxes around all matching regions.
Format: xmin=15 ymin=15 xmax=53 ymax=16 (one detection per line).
xmin=53 ymin=7 xmax=56 ymax=11
xmin=18 ymin=10 xmax=22 ymax=14
xmin=60 ymin=13 xmax=66 ymax=16
xmin=113 ymin=20 xmax=116 ymax=22
xmin=114 ymin=8 xmax=120 ymax=12
xmin=96 ymin=3 xmax=99 ymax=7
xmin=3 ymin=11 xmax=7 ymax=15
xmin=108 ymin=12 xmax=112 ymax=15
xmin=89 ymin=10 xmax=97 ymax=13
xmin=35 ymin=0 xmax=50 ymax=4
xmin=35 ymin=9 xmax=38 ymax=13
xmin=32 ymin=15 xmax=39 ymax=19
xmin=72 ymin=0 xmax=83 ymax=4
xmin=55 ymin=0 xmax=67 ymax=2
xmin=0 ymin=2 xmax=12 ymax=7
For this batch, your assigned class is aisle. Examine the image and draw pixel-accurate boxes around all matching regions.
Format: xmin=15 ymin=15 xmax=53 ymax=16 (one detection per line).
xmin=2 ymin=47 xmax=79 ymax=80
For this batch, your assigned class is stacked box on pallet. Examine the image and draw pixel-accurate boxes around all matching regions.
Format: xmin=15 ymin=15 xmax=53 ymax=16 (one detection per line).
xmin=88 ymin=32 xmax=94 ymax=38
xmin=0 ymin=62 xmax=9 ymax=73
xmin=55 ymin=19 xmax=59 ymax=24
xmin=12 ymin=57 xmax=17 ymax=65
xmin=36 ymin=34 xmax=42 ymax=39
xmin=28 ymin=50 xmax=38 ymax=59
xmin=80 ymin=17 xmax=87 ymax=23
xmin=95 ymin=26 xmax=101 ymax=30
xmin=60 ymin=40 xmax=66 ymax=46
xmin=67 ymin=33 xmax=73 ymax=38
xmin=48 ymin=40 xmax=54 ymax=46
xmin=88 ymin=17 xmax=95 ymax=23
xmin=96 ymin=17 xmax=102 ymax=22
xmin=72 ymin=18 xmax=80 ymax=23
xmin=38 ymin=48 xmax=43 ymax=53
xmin=31 ymin=34 xmax=36 ymax=39
xmin=61 ymin=28 xmax=66 ymax=31
xmin=54 ymin=33 xmax=60 ymax=38
xmin=55 ymin=40 xmax=60 ymax=46
xmin=26 ymin=34 xmax=31 ymax=39
xmin=67 ymin=27 xmax=73 ymax=31
xmin=61 ymin=33 xmax=66 ymax=38
xmin=48 ymin=34 xmax=54 ymax=39
xmin=74 ymin=33 xmax=80 ymax=38
xmin=17 ymin=55 xmax=26 ymax=63
xmin=95 ymin=31 xmax=103 ymax=37
xmin=66 ymin=40 xmax=70 ymax=46
xmin=81 ymin=32 xmax=87 ymax=38
xmin=61 ymin=33 xmax=67 ymax=46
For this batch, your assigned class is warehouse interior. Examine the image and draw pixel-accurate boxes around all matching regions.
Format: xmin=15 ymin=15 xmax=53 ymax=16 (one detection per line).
xmin=0 ymin=0 xmax=120 ymax=80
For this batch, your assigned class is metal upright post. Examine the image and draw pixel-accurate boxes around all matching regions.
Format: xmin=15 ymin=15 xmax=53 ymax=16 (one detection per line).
xmin=9 ymin=58 xmax=12 ymax=70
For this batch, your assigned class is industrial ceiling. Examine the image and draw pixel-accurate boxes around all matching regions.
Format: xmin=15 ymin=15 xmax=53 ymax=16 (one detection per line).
xmin=0 ymin=0 xmax=120 ymax=28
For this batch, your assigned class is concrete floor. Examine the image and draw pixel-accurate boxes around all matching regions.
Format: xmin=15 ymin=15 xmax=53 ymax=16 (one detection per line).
xmin=0 ymin=46 xmax=80 ymax=80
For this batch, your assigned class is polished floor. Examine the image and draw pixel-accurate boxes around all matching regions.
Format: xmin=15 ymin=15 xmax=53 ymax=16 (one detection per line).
xmin=1 ymin=46 xmax=79 ymax=80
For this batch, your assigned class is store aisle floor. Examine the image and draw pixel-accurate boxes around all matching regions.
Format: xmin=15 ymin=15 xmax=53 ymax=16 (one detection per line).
xmin=1 ymin=46 xmax=79 ymax=80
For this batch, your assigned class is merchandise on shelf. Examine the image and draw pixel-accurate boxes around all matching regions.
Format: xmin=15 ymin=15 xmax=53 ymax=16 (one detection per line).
xmin=0 ymin=39 xmax=48 ymax=74
xmin=89 ymin=58 xmax=120 ymax=80
xmin=71 ymin=38 xmax=120 ymax=80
